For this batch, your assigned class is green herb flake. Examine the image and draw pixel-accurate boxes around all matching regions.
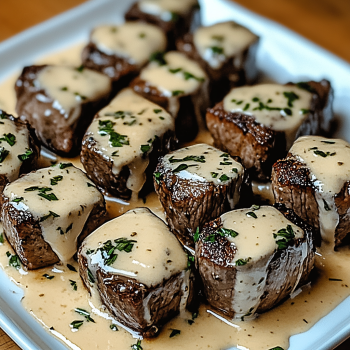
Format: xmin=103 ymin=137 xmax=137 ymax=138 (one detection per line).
xmin=273 ymin=225 xmax=295 ymax=250
xmin=251 ymin=204 xmax=260 ymax=211
xmin=219 ymin=174 xmax=229 ymax=181
xmin=0 ymin=233 xmax=3 ymax=244
xmin=70 ymin=320 xmax=84 ymax=330
xmin=212 ymin=35 xmax=224 ymax=41
xmin=75 ymin=308 xmax=95 ymax=323
xmin=169 ymin=329 xmax=181 ymax=338
xmin=172 ymin=90 xmax=184 ymax=96
xmin=140 ymin=144 xmax=151 ymax=154
xmin=246 ymin=211 xmax=257 ymax=219
xmin=111 ymin=151 xmax=119 ymax=157
xmin=173 ymin=164 xmax=197 ymax=173
xmin=232 ymin=168 xmax=238 ymax=173
xmin=169 ymin=68 xmax=182 ymax=74
xmin=0 ymin=133 xmax=16 ymax=146
xmin=114 ymin=238 xmax=137 ymax=253
xmin=7 ymin=252 xmax=21 ymax=269
xmin=61 ymin=86 xmax=68 ymax=91
xmin=0 ymin=147 xmax=9 ymax=163
xmin=43 ymin=273 xmax=54 ymax=280
xmin=243 ymin=103 xmax=250 ymax=111
xmin=38 ymin=192 xmax=58 ymax=201
xmin=18 ymin=149 xmax=33 ymax=161
xmin=300 ymin=108 xmax=311 ymax=115
xmin=50 ymin=175 xmax=63 ymax=186
xmin=88 ymin=268 xmax=95 ymax=283
xmin=204 ymin=234 xmax=216 ymax=243
xmin=217 ymin=227 xmax=239 ymax=238
xmin=269 ymin=347 xmax=284 ymax=350
xmin=76 ymin=65 xmax=84 ymax=72
xmin=150 ymin=51 xmax=167 ymax=66
xmin=59 ymin=163 xmax=73 ymax=169
xmin=139 ymin=32 xmax=146 ymax=38
xmin=313 ymin=150 xmax=336 ymax=157
xmin=87 ymin=182 xmax=96 ymax=188
xmin=153 ymin=109 xmax=162 ymax=114
xmin=296 ymin=82 xmax=316 ymax=93
xmin=110 ymin=324 xmax=118 ymax=331
xmin=323 ymin=199 xmax=331 ymax=211
xmin=283 ymin=91 xmax=299 ymax=107
xmin=131 ymin=339 xmax=143 ymax=350
xmin=183 ymin=71 xmax=205 ymax=82
xmin=154 ymin=171 xmax=162 ymax=185
xmin=12 ymin=197 xmax=24 ymax=203
xmin=220 ymin=161 xmax=232 ymax=166
xmin=169 ymin=155 xmax=206 ymax=163
xmin=98 ymin=120 xmax=129 ymax=147
xmin=193 ymin=227 xmax=200 ymax=242
xmin=235 ymin=257 xmax=251 ymax=266
xmin=69 ymin=280 xmax=77 ymax=291
xmin=210 ymin=46 xmax=224 ymax=55
xmin=67 ymin=264 xmax=77 ymax=272
xmin=40 ymin=211 xmax=60 ymax=222
xmin=186 ymin=254 xmax=195 ymax=271
xmin=211 ymin=172 xmax=218 ymax=178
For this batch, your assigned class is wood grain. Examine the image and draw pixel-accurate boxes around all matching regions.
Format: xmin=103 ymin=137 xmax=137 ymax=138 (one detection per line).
xmin=0 ymin=0 xmax=349 ymax=349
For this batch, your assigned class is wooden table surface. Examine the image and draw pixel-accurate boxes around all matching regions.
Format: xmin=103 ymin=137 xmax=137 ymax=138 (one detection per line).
xmin=0 ymin=0 xmax=349 ymax=349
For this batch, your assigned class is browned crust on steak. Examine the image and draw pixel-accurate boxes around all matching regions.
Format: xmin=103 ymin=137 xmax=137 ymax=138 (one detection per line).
xmin=0 ymin=191 xmax=107 ymax=269
xmin=154 ymin=161 xmax=241 ymax=249
xmin=125 ymin=2 xmax=200 ymax=50
xmin=81 ymin=127 xmax=176 ymax=199
xmin=206 ymin=102 xmax=286 ymax=180
xmin=177 ymin=33 xmax=259 ymax=104
xmin=15 ymin=65 xmax=112 ymax=156
xmin=78 ymin=254 xmax=192 ymax=337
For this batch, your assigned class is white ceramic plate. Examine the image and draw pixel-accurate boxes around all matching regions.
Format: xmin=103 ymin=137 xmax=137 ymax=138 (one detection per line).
xmin=1 ymin=0 xmax=350 ymax=349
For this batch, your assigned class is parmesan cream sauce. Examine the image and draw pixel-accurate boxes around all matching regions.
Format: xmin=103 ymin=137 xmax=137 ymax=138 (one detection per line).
xmin=139 ymin=0 xmax=198 ymax=19
xmin=0 ymin=43 xmax=349 ymax=350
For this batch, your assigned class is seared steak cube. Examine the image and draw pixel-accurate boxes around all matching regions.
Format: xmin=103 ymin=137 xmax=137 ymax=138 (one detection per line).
xmin=1 ymin=163 xmax=107 ymax=269
xmin=206 ymin=80 xmax=333 ymax=180
xmin=82 ymin=22 xmax=167 ymax=89
xmin=154 ymin=143 xmax=244 ymax=250
xmin=196 ymin=205 xmax=315 ymax=319
xmin=125 ymin=0 xmax=200 ymax=49
xmin=15 ymin=65 xmax=112 ymax=156
xmin=272 ymin=135 xmax=350 ymax=249
xmin=81 ymin=88 xmax=175 ymax=200
xmin=0 ymin=110 xmax=40 ymax=194
xmin=78 ymin=207 xmax=193 ymax=337
xmin=177 ymin=21 xmax=259 ymax=104
xmin=131 ymin=51 xmax=209 ymax=141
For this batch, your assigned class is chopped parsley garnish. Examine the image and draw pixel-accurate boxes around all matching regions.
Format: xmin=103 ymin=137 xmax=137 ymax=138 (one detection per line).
xmin=140 ymin=144 xmax=151 ymax=154
xmin=170 ymin=12 xmax=179 ymax=21
xmin=235 ymin=257 xmax=251 ymax=266
xmin=61 ymin=86 xmax=68 ymax=91
xmin=59 ymin=163 xmax=73 ymax=169
xmin=220 ymin=153 xmax=229 ymax=158
xmin=111 ymin=151 xmax=119 ymax=157
xmin=110 ymin=324 xmax=118 ymax=331
xmin=70 ymin=320 xmax=84 ymax=330
xmin=169 ymin=329 xmax=181 ymax=338
xmin=321 ymin=140 xmax=335 ymax=144
xmin=87 ymin=268 xmax=95 ymax=283
xmin=12 ymin=197 xmax=24 ymax=203
xmin=211 ymin=172 xmax=218 ymax=178
xmin=251 ymin=204 xmax=260 ymax=211
xmin=98 ymin=120 xmax=129 ymax=147
xmin=76 ymin=65 xmax=84 ymax=72
xmin=296 ymin=82 xmax=316 ymax=93
xmin=186 ymin=254 xmax=195 ymax=270
xmin=210 ymin=46 xmax=224 ymax=55
xmin=0 ymin=133 xmax=16 ymax=146
xmin=169 ymin=155 xmax=206 ymax=163
xmin=0 ymin=147 xmax=9 ymax=163
xmin=219 ymin=174 xmax=229 ymax=181
xmin=173 ymin=164 xmax=197 ymax=173
xmin=43 ymin=273 xmax=54 ymax=280
xmin=74 ymin=92 xmax=87 ymax=101
xmin=269 ymin=347 xmax=284 ymax=350
xmin=300 ymin=108 xmax=310 ymax=114
xmin=75 ymin=308 xmax=95 ymax=323
xmin=67 ymin=264 xmax=77 ymax=272
xmin=69 ymin=280 xmax=77 ymax=291
xmin=212 ymin=35 xmax=224 ymax=42
xmin=154 ymin=171 xmax=162 ymax=184
xmin=18 ymin=149 xmax=33 ymax=161
xmin=6 ymin=251 xmax=21 ymax=269
xmin=188 ymin=311 xmax=198 ymax=325
xmin=323 ymin=199 xmax=331 ymax=211
xmin=232 ymin=168 xmax=238 ymax=173
xmin=0 ymin=233 xmax=3 ymax=244
xmin=131 ymin=340 xmax=143 ymax=350
xmin=153 ymin=109 xmax=162 ymax=114
xmin=169 ymin=68 xmax=182 ymax=74
xmin=114 ymin=237 xmax=136 ymax=252
xmin=172 ymin=90 xmax=184 ymax=96
xmin=87 ymin=182 xmax=96 ymax=188
xmin=204 ymin=234 xmax=216 ymax=243
xmin=241 ymin=307 xmax=254 ymax=321
xmin=220 ymin=161 xmax=232 ymax=165
xmin=24 ymin=186 xmax=58 ymax=201
xmin=273 ymin=225 xmax=295 ymax=250
xmin=283 ymin=91 xmax=299 ymax=107
xmin=183 ymin=71 xmax=205 ymax=82
xmin=139 ymin=32 xmax=146 ymax=38
xmin=40 ymin=211 xmax=60 ymax=222
xmin=150 ymin=51 xmax=167 ymax=66
xmin=217 ymin=227 xmax=239 ymax=238
xmin=193 ymin=227 xmax=200 ymax=242
xmin=313 ymin=149 xmax=336 ymax=157
xmin=243 ymin=103 xmax=250 ymax=111
xmin=246 ymin=211 xmax=257 ymax=219
xmin=38 ymin=192 xmax=58 ymax=201
xmin=50 ymin=175 xmax=63 ymax=185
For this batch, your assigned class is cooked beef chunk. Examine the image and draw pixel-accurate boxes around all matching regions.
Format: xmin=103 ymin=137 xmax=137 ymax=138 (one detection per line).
xmin=81 ymin=88 xmax=176 ymax=200
xmin=81 ymin=22 xmax=167 ymax=91
xmin=1 ymin=163 xmax=107 ymax=269
xmin=125 ymin=0 xmax=200 ymax=50
xmin=0 ymin=110 xmax=40 ymax=194
xmin=206 ymin=80 xmax=333 ymax=180
xmin=131 ymin=51 xmax=209 ymax=142
xmin=78 ymin=207 xmax=193 ymax=337
xmin=177 ymin=21 xmax=259 ymax=104
xmin=195 ymin=205 xmax=315 ymax=319
xmin=272 ymin=135 xmax=350 ymax=249
xmin=154 ymin=143 xmax=244 ymax=249
xmin=15 ymin=65 xmax=112 ymax=156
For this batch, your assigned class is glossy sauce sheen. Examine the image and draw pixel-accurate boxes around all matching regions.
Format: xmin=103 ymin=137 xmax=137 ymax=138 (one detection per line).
xmin=224 ymin=84 xmax=313 ymax=148
xmin=0 ymin=45 xmax=349 ymax=350
xmin=36 ymin=65 xmax=111 ymax=124
xmin=86 ymin=88 xmax=174 ymax=198
xmin=0 ymin=117 xmax=30 ymax=182
xmin=91 ymin=23 xmax=166 ymax=66
xmin=290 ymin=135 xmax=350 ymax=246
xmin=193 ymin=21 xmax=257 ymax=69
xmin=139 ymin=0 xmax=197 ymax=18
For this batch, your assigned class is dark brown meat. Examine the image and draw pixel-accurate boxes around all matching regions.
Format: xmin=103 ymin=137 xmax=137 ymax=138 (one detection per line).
xmin=15 ymin=65 xmax=112 ymax=156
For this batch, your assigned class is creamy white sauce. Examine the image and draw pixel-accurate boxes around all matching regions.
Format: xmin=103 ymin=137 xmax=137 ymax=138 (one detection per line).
xmin=140 ymin=51 xmax=207 ymax=101
xmin=193 ymin=21 xmax=257 ymax=69
xmin=289 ymin=135 xmax=350 ymax=246
xmin=85 ymin=88 xmax=174 ymax=199
xmin=91 ymin=22 xmax=166 ymax=66
xmin=223 ymin=84 xmax=313 ymax=148
xmin=139 ymin=0 xmax=198 ymax=20
xmin=0 ymin=116 xmax=31 ymax=182
xmin=33 ymin=66 xmax=111 ymax=125
xmin=220 ymin=206 xmax=304 ymax=318
xmin=3 ymin=164 xmax=103 ymax=261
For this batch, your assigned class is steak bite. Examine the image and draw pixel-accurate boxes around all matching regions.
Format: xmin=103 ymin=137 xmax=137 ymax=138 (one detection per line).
xmin=0 ymin=110 xmax=40 ymax=194
xmin=78 ymin=207 xmax=193 ymax=338
xmin=80 ymin=88 xmax=175 ymax=200
xmin=206 ymin=80 xmax=333 ymax=180
xmin=195 ymin=205 xmax=315 ymax=320
xmin=154 ymin=143 xmax=244 ymax=250
xmin=82 ymin=22 xmax=167 ymax=89
xmin=177 ymin=21 xmax=259 ymax=104
xmin=15 ymin=65 xmax=112 ymax=156
xmin=131 ymin=51 xmax=209 ymax=141
xmin=125 ymin=0 xmax=200 ymax=50
xmin=1 ymin=163 xmax=107 ymax=269
xmin=272 ymin=135 xmax=350 ymax=249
